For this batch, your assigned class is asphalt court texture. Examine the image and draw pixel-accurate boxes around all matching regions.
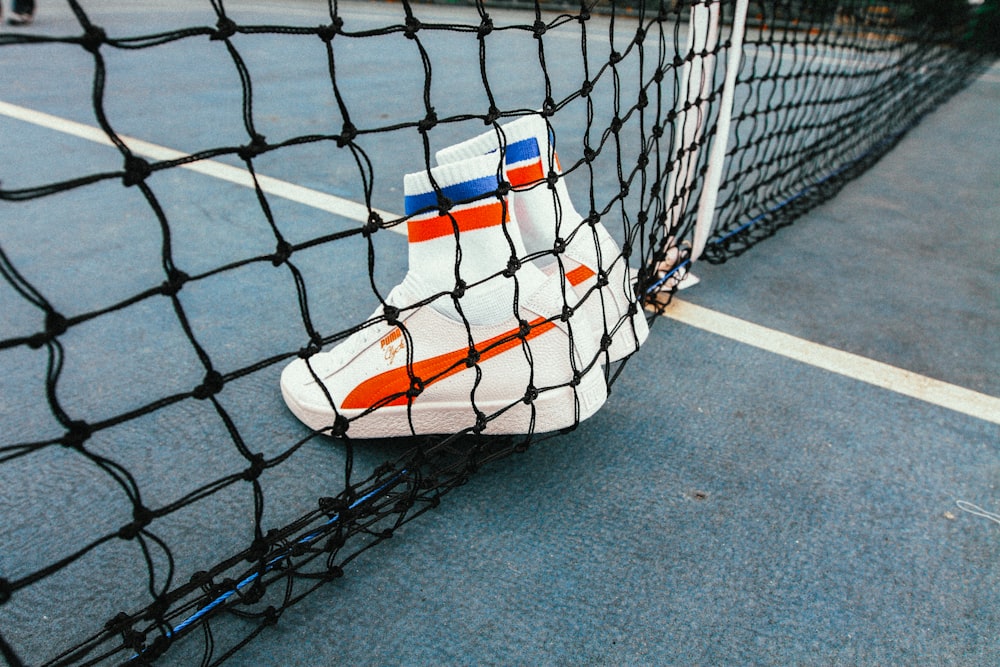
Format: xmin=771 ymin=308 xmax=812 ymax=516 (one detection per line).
xmin=1 ymin=1 xmax=998 ymax=665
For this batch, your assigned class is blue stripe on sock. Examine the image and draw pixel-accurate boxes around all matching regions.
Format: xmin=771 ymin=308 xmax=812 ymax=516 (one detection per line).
xmin=405 ymin=174 xmax=499 ymax=215
xmin=501 ymin=136 xmax=541 ymax=165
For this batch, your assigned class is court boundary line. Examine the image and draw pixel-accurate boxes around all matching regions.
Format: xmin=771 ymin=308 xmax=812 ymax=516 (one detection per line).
xmin=659 ymin=299 xmax=1000 ymax=426
xmin=4 ymin=100 xmax=997 ymax=425
xmin=0 ymin=99 xmax=403 ymax=233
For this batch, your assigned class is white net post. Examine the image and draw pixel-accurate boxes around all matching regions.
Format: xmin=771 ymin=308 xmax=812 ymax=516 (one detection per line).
xmin=656 ymin=0 xmax=750 ymax=289
xmin=691 ymin=0 xmax=750 ymax=261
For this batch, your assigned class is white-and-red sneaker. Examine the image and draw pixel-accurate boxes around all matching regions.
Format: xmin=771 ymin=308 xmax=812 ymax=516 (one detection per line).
xmin=280 ymin=153 xmax=606 ymax=438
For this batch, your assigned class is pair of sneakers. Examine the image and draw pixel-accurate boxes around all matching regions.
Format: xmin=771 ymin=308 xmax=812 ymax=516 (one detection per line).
xmin=280 ymin=114 xmax=649 ymax=438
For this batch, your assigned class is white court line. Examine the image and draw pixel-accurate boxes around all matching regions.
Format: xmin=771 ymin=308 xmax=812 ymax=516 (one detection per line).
xmin=5 ymin=100 xmax=997 ymax=425
xmin=660 ymin=299 xmax=1000 ymax=426
xmin=0 ymin=100 xmax=404 ymax=234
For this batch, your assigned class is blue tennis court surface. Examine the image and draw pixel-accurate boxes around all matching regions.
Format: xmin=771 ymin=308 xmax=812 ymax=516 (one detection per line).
xmin=1 ymin=2 xmax=997 ymax=665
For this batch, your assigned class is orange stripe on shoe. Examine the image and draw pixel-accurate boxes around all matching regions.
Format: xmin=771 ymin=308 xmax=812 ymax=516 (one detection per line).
xmin=565 ymin=264 xmax=596 ymax=286
xmin=342 ymin=317 xmax=557 ymax=410
xmin=407 ymin=201 xmax=507 ymax=243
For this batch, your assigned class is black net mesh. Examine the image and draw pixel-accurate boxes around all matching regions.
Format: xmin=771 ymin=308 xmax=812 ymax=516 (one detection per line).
xmin=697 ymin=0 xmax=990 ymax=262
xmin=0 ymin=1 xmax=989 ymax=664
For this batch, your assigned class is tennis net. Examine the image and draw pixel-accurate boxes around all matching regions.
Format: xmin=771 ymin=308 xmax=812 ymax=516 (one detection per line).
xmin=0 ymin=1 xmax=991 ymax=665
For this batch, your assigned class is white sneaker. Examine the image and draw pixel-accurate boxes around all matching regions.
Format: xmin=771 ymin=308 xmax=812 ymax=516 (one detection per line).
xmin=436 ymin=114 xmax=648 ymax=363
xmin=279 ymin=273 xmax=606 ymax=438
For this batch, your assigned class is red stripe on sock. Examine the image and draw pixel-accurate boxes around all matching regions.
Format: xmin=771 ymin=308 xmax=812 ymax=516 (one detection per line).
xmin=407 ymin=201 xmax=507 ymax=243
xmin=507 ymin=161 xmax=545 ymax=188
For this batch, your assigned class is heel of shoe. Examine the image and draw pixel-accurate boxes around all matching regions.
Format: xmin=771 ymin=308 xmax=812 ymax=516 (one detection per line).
xmin=603 ymin=263 xmax=649 ymax=363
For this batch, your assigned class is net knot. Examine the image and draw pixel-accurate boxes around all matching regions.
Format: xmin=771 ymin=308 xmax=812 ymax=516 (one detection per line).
xmin=239 ymin=580 xmax=266 ymax=605
xmin=477 ymin=17 xmax=493 ymax=37
xmin=212 ymin=17 xmax=238 ymax=41
xmin=238 ymin=135 xmax=268 ymax=160
xmin=318 ymin=496 xmax=349 ymax=516
xmin=483 ymin=106 xmax=500 ymax=124
xmin=271 ymin=240 xmax=292 ymax=266
xmin=262 ymin=605 xmax=280 ymax=626
xmin=465 ymin=349 xmax=480 ymax=367
xmin=435 ymin=193 xmax=453 ymax=214
xmin=317 ymin=18 xmax=343 ymax=42
xmin=108 ymin=613 xmax=146 ymax=652
xmin=609 ymin=50 xmax=623 ymax=65
xmin=600 ymin=332 xmax=613 ymax=352
xmin=44 ymin=310 xmax=68 ymax=340
xmin=610 ymin=116 xmax=623 ymax=135
xmin=382 ymin=304 xmax=400 ymax=325
xmin=298 ymin=341 xmax=321 ymax=359
xmin=243 ymin=453 xmax=265 ymax=482
xmin=62 ymin=420 xmax=91 ymax=450
xmin=363 ymin=211 xmax=383 ymax=237
xmin=337 ymin=122 xmax=357 ymax=147
xmin=106 ymin=611 xmax=132 ymax=633
xmin=80 ymin=25 xmax=106 ymax=53
xmin=583 ymin=147 xmax=596 ymax=163
xmin=473 ymin=410 xmax=488 ymax=433
xmin=418 ymin=111 xmax=438 ymax=133
xmin=118 ymin=506 xmax=153 ymax=540
xmin=144 ymin=634 xmax=170 ymax=662
xmin=552 ymin=237 xmax=566 ymax=254
xmin=189 ymin=570 xmax=212 ymax=587
xmin=561 ymin=305 xmax=574 ymax=322
xmin=121 ymin=628 xmax=146 ymax=652
xmin=532 ymin=20 xmax=547 ymax=37
xmin=193 ymin=370 xmax=224 ymax=399
xmin=407 ymin=377 xmax=424 ymax=399
xmin=144 ymin=597 xmax=169 ymax=623
xmin=580 ymin=80 xmax=593 ymax=97
xmin=330 ymin=414 xmax=349 ymax=437
xmin=161 ymin=269 xmax=188 ymax=296
xmin=503 ymin=256 xmax=521 ymax=277
xmin=522 ymin=385 xmax=538 ymax=404
xmin=452 ymin=279 xmax=466 ymax=299
xmin=394 ymin=497 xmax=414 ymax=512
xmin=404 ymin=16 xmax=421 ymax=38
xmin=122 ymin=155 xmax=151 ymax=187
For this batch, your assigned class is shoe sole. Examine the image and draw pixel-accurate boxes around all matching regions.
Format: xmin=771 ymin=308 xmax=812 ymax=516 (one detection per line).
xmin=281 ymin=360 xmax=607 ymax=439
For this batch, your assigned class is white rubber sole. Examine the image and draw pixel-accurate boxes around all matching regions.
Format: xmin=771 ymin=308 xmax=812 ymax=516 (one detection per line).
xmin=281 ymin=360 xmax=607 ymax=439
